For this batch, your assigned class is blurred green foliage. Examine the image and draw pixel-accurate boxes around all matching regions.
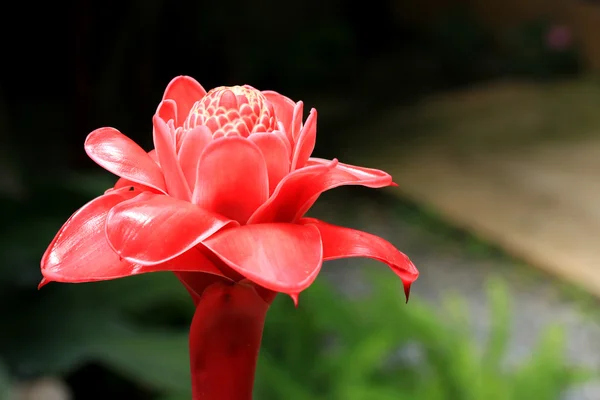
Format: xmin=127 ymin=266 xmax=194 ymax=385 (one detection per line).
xmin=254 ymin=275 xmax=593 ymax=400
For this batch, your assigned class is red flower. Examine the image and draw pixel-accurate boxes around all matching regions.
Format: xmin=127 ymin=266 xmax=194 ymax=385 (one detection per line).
xmin=40 ymin=76 xmax=419 ymax=399
xmin=41 ymin=76 xmax=418 ymax=298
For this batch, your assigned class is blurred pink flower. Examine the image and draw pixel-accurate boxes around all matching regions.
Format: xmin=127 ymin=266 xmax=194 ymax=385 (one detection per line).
xmin=545 ymin=24 xmax=573 ymax=52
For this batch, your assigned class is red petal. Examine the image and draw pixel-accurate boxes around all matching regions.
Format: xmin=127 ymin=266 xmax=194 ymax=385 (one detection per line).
xmin=153 ymin=116 xmax=192 ymax=200
xmin=301 ymin=218 xmax=419 ymax=301
xmin=203 ymin=223 xmax=323 ymax=294
xmin=148 ymin=149 xmax=159 ymax=164
xmin=249 ymin=132 xmax=290 ymax=194
xmin=291 ymin=101 xmax=304 ymax=143
xmin=41 ymin=187 xmax=229 ymax=284
xmin=291 ymin=108 xmax=317 ymax=170
xmin=178 ymin=125 xmax=213 ymax=190
xmin=250 ymin=158 xmax=394 ymax=224
xmin=162 ymin=76 xmax=207 ymax=127
xmin=85 ymin=127 xmax=167 ymax=193
xmin=111 ymin=178 xmax=161 ymax=194
xmin=294 ymin=158 xmax=394 ymax=219
xmin=191 ymin=137 xmax=269 ymax=224
xmin=306 ymin=158 xmax=393 ymax=187
xmin=274 ymin=130 xmax=292 ymax=157
xmin=262 ymin=91 xmax=295 ymax=143
xmin=156 ymin=99 xmax=177 ymax=125
xmin=41 ymin=187 xmax=138 ymax=282
xmin=247 ymin=160 xmax=337 ymax=224
xmin=106 ymin=192 xmax=238 ymax=265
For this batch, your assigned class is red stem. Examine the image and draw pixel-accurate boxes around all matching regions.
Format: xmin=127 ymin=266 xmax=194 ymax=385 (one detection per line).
xmin=189 ymin=281 xmax=272 ymax=400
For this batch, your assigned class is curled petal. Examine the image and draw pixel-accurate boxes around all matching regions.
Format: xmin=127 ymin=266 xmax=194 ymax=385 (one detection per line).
xmin=153 ymin=116 xmax=192 ymax=200
xmin=40 ymin=187 xmax=219 ymax=283
xmin=249 ymin=132 xmax=290 ymax=194
xmin=162 ymin=76 xmax=207 ymax=127
xmin=178 ymin=125 xmax=213 ymax=190
xmin=192 ymin=137 xmax=269 ymax=224
xmin=294 ymin=158 xmax=395 ymax=219
xmin=106 ymin=192 xmax=238 ymax=265
xmin=41 ymin=187 xmax=139 ymax=282
xmin=156 ymin=99 xmax=177 ymax=126
xmin=306 ymin=158 xmax=393 ymax=187
xmin=203 ymin=223 xmax=323 ymax=294
xmin=250 ymin=158 xmax=393 ymax=224
xmin=262 ymin=91 xmax=295 ymax=142
xmin=301 ymin=218 xmax=419 ymax=301
xmin=85 ymin=127 xmax=166 ymax=193
xmin=291 ymin=108 xmax=317 ymax=170
xmin=248 ymin=160 xmax=337 ymax=224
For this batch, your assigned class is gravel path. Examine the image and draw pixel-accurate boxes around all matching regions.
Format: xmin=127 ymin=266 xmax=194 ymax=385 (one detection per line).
xmin=311 ymin=189 xmax=600 ymax=400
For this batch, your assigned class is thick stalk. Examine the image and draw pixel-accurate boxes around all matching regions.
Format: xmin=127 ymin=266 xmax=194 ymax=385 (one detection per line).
xmin=189 ymin=280 xmax=271 ymax=400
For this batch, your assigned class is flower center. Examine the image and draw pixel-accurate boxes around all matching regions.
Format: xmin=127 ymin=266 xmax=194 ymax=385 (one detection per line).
xmin=184 ymin=85 xmax=277 ymax=137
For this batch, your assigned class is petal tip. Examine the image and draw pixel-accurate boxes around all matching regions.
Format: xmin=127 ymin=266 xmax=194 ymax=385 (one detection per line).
xmin=38 ymin=277 xmax=50 ymax=290
xmin=403 ymin=281 xmax=412 ymax=303
xmin=290 ymin=293 xmax=299 ymax=307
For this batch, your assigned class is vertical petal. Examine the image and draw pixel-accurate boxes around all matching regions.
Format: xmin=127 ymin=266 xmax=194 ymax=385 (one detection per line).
xmin=178 ymin=125 xmax=213 ymax=190
xmin=152 ymin=116 xmax=192 ymax=200
xmin=203 ymin=223 xmax=323 ymax=294
xmin=192 ymin=137 xmax=269 ymax=224
xmin=162 ymin=76 xmax=207 ymax=127
xmin=249 ymin=132 xmax=290 ymax=194
xmin=291 ymin=108 xmax=317 ymax=170
xmin=85 ymin=127 xmax=166 ymax=193
xmin=291 ymin=101 xmax=304 ymax=144
xmin=156 ymin=99 xmax=177 ymax=125
xmin=300 ymin=218 xmax=419 ymax=301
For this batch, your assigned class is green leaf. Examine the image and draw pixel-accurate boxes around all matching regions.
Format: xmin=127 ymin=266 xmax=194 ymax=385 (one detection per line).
xmin=483 ymin=278 xmax=511 ymax=370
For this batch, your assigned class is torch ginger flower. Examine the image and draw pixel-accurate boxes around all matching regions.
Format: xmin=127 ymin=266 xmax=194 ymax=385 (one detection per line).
xmin=40 ymin=76 xmax=419 ymax=399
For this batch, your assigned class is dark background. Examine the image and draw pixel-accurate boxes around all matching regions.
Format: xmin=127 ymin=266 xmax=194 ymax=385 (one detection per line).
xmin=0 ymin=0 xmax=591 ymax=399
